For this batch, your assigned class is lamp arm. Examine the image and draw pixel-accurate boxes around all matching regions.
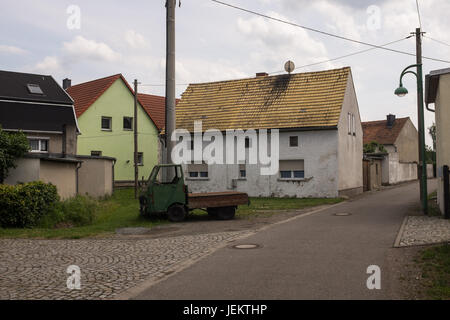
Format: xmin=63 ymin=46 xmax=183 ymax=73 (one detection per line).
xmin=399 ymin=64 xmax=420 ymax=85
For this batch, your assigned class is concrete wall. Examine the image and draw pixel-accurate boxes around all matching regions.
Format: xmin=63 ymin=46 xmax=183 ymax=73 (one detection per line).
xmin=4 ymin=157 xmax=40 ymax=184
xmin=39 ymin=160 xmax=77 ymax=199
xmin=77 ymin=157 xmax=114 ymax=198
xmin=395 ymin=118 xmax=419 ymax=163
xmin=76 ymin=79 xmax=160 ymax=181
xmin=337 ymin=71 xmax=363 ymax=195
xmin=183 ymin=129 xmax=340 ymax=198
xmin=435 ymin=73 xmax=450 ymax=214
xmin=382 ymin=152 xmax=417 ymax=185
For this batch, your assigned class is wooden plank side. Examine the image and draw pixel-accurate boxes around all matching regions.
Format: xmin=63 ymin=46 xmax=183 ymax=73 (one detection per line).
xmin=188 ymin=192 xmax=249 ymax=209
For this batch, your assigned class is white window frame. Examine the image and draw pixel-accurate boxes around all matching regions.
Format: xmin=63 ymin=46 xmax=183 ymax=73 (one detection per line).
xmin=279 ymin=160 xmax=305 ymax=180
xmin=187 ymin=163 xmax=209 ymax=180
xmin=28 ymin=137 xmax=49 ymax=153
xmin=101 ymin=116 xmax=112 ymax=131
xmin=239 ymin=164 xmax=246 ymax=179
xmin=137 ymin=152 xmax=144 ymax=166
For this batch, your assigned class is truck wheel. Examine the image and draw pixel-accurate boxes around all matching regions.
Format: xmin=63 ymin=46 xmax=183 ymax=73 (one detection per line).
xmin=167 ymin=204 xmax=187 ymax=222
xmin=207 ymin=208 xmax=218 ymax=218
xmin=216 ymin=207 xmax=236 ymax=220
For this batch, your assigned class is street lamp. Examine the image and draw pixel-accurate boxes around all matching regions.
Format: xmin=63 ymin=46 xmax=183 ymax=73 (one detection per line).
xmin=394 ymin=63 xmax=428 ymax=214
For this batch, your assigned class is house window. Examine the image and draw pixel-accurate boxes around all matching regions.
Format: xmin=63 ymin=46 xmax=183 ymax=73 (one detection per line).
xmin=239 ymin=164 xmax=246 ymax=178
xmin=26 ymin=84 xmax=43 ymax=95
xmin=348 ymin=113 xmax=352 ymax=135
xmin=279 ymin=160 xmax=305 ymax=179
xmin=123 ymin=117 xmax=133 ymax=130
xmin=289 ymin=136 xmax=298 ymax=147
xmin=91 ymin=151 xmax=102 ymax=157
xmin=137 ymin=152 xmax=143 ymax=166
xmin=187 ymin=163 xmax=208 ymax=179
xmin=101 ymin=116 xmax=112 ymax=131
xmin=28 ymin=138 xmax=49 ymax=153
xmin=245 ymin=137 xmax=250 ymax=148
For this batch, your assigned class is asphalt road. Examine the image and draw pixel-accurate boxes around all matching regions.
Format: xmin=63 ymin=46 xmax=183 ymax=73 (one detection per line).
xmin=133 ymin=180 xmax=436 ymax=300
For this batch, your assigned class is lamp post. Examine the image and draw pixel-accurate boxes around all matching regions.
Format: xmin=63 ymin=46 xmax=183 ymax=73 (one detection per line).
xmin=394 ymin=63 xmax=428 ymax=214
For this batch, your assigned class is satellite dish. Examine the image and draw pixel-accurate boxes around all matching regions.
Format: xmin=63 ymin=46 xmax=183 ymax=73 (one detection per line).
xmin=284 ymin=60 xmax=295 ymax=74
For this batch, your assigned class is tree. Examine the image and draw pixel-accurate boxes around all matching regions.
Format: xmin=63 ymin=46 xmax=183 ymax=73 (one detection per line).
xmin=428 ymin=123 xmax=436 ymax=151
xmin=363 ymin=141 xmax=387 ymax=154
xmin=0 ymin=126 xmax=30 ymax=183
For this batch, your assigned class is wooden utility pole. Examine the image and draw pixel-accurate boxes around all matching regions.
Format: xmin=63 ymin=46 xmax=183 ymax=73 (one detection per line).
xmin=165 ymin=0 xmax=176 ymax=164
xmin=134 ymin=79 xmax=139 ymax=199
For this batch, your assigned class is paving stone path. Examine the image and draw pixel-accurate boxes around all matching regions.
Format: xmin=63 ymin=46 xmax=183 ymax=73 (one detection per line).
xmin=0 ymin=231 xmax=251 ymax=300
xmin=398 ymin=215 xmax=450 ymax=247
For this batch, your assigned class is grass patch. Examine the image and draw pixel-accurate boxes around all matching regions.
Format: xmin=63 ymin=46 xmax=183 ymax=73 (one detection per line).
xmin=0 ymin=188 xmax=165 ymax=239
xmin=192 ymin=197 xmax=343 ymax=218
xmin=418 ymin=243 xmax=450 ymax=300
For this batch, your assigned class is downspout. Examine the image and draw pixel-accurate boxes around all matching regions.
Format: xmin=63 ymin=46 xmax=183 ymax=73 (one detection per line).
xmin=75 ymin=161 xmax=82 ymax=195
xmin=112 ymin=159 xmax=116 ymax=193
xmin=62 ymin=124 xmax=67 ymax=158
xmin=426 ymin=103 xmax=435 ymax=113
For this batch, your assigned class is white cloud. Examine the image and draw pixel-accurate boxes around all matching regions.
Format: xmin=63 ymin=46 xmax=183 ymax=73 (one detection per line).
xmin=62 ymin=36 xmax=121 ymax=63
xmin=33 ymin=56 xmax=61 ymax=73
xmin=236 ymin=11 xmax=329 ymax=70
xmin=0 ymin=45 xmax=28 ymax=55
xmin=124 ymin=30 xmax=148 ymax=49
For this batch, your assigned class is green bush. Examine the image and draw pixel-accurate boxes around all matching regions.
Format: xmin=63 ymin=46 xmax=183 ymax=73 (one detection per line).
xmin=0 ymin=181 xmax=59 ymax=228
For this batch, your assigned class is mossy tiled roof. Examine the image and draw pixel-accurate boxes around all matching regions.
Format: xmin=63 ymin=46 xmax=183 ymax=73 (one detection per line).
xmin=176 ymin=67 xmax=351 ymax=132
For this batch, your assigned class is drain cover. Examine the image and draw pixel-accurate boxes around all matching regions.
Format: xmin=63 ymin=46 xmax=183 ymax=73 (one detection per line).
xmin=334 ymin=212 xmax=351 ymax=216
xmin=232 ymin=244 xmax=260 ymax=249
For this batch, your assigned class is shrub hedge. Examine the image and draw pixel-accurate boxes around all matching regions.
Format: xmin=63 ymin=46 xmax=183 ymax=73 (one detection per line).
xmin=0 ymin=181 xmax=59 ymax=228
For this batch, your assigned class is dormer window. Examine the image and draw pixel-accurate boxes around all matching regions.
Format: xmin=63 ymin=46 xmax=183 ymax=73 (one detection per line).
xmin=26 ymin=84 xmax=43 ymax=95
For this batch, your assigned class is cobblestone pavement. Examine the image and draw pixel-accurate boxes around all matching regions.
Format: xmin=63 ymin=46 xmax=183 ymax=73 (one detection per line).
xmin=0 ymin=231 xmax=251 ymax=300
xmin=398 ymin=216 xmax=450 ymax=247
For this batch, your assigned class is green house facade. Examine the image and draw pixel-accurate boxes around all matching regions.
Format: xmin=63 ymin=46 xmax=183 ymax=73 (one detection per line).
xmin=67 ymin=74 xmax=164 ymax=183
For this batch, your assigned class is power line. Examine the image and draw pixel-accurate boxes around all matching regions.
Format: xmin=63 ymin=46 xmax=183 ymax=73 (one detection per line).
xmin=210 ymin=0 xmax=450 ymax=64
xmin=416 ymin=0 xmax=422 ymax=30
xmin=269 ymin=37 xmax=412 ymax=75
xmin=424 ymin=35 xmax=450 ymax=47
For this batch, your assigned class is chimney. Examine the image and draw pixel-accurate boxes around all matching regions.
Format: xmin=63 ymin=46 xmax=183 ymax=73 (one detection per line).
xmin=386 ymin=114 xmax=396 ymax=128
xmin=62 ymin=78 xmax=71 ymax=90
xmin=256 ymin=72 xmax=268 ymax=77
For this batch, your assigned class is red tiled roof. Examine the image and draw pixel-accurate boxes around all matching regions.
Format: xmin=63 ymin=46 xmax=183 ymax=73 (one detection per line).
xmin=362 ymin=117 xmax=409 ymax=145
xmin=138 ymin=94 xmax=180 ymax=130
xmin=66 ymin=74 xmax=167 ymax=130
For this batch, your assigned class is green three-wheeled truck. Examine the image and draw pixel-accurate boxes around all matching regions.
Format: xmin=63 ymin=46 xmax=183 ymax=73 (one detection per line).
xmin=139 ymin=164 xmax=249 ymax=222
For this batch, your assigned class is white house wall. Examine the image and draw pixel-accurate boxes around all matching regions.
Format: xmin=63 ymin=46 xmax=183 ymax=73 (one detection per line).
xmin=337 ymin=71 xmax=363 ymax=195
xmin=183 ymin=129 xmax=340 ymax=198
xmin=435 ymin=73 xmax=450 ymax=214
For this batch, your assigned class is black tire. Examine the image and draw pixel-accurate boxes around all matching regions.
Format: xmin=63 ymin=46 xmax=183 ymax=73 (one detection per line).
xmin=215 ymin=207 xmax=236 ymax=220
xmin=167 ymin=204 xmax=187 ymax=222
xmin=207 ymin=208 xmax=218 ymax=218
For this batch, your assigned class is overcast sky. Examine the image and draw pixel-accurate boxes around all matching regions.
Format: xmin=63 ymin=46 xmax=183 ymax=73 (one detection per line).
xmin=2 ymin=0 xmax=450 ymax=146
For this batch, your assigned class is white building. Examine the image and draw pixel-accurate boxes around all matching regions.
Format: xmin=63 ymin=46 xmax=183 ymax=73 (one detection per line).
xmin=425 ymin=68 xmax=450 ymax=216
xmin=362 ymin=115 xmax=418 ymax=186
xmin=175 ymin=67 xmax=363 ymax=198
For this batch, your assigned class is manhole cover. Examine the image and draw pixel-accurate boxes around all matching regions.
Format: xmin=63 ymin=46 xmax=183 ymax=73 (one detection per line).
xmin=231 ymin=244 xmax=260 ymax=249
xmin=334 ymin=212 xmax=351 ymax=216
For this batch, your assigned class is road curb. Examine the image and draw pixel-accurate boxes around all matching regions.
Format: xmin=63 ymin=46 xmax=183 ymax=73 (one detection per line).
xmin=394 ymin=216 xmax=409 ymax=248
